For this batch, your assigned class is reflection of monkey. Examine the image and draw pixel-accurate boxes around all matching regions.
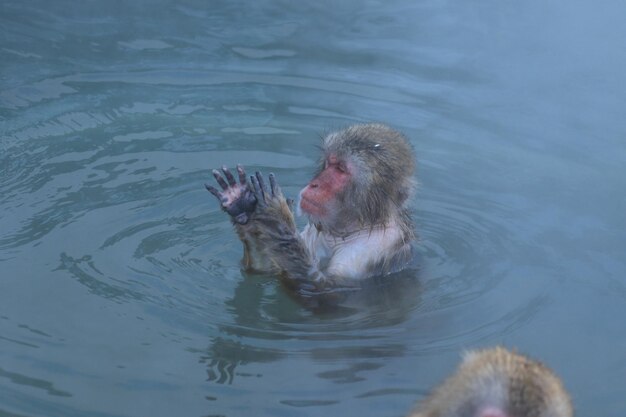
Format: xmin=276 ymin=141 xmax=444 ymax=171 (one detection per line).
xmin=409 ymin=347 xmax=573 ymax=417
xmin=207 ymin=124 xmax=416 ymax=294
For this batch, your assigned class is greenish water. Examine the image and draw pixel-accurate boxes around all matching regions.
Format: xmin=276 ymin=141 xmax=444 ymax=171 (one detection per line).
xmin=1 ymin=1 xmax=626 ymax=416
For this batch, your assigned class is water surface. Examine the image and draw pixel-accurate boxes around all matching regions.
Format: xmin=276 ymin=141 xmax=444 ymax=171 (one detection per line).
xmin=1 ymin=1 xmax=626 ymax=416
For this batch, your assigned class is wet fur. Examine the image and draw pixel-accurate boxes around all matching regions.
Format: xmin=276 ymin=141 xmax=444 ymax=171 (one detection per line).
xmin=410 ymin=347 xmax=573 ymax=417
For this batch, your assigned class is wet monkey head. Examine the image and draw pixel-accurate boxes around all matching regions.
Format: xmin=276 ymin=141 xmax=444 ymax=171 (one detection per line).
xmin=299 ymin=124 xmax=416 ymax=232
xmin=409 ymin=347 xmax=573 ymax=417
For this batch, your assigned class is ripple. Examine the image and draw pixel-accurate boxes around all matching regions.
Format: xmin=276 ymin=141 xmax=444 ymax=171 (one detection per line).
xmin=232 ymin=47 xmax=296 ymax=59
xmin=221 ymin=126 xmax=300 ymax=135
xmin=0 ymin=69 xmax=426 ymax=111
xmin=1 ymin=1 xmax=623 ymax=416
xmin=0 ymin=368 xmax=72 ymax=398
xmin=56 ymin=253 xmax=145 ymax=302
xmin=118 ymin=39 xmax=173 ymax=50
xmin=280 ymin=399 xmax=339 ymax=407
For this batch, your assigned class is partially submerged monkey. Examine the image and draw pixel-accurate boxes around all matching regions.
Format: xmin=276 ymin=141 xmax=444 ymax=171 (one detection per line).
xmin=410 ymin=347 xmax=573 ymax=417
xmin=206 ymin=123 xmax=416 ymax=294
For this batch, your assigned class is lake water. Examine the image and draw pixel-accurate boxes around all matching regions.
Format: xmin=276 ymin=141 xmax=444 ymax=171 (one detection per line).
xmin=2 ymin=1 xmax=626 ymax=416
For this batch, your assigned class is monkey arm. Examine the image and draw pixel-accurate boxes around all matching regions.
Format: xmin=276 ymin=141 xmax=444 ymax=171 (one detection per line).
xmin=248 ymin=172 xmax=340 ymax=293
xmin=206 ymin=165 xmax=278 ymax=273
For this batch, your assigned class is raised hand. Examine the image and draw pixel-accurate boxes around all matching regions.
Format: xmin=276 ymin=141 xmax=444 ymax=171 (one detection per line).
xmin=205 ymin=165 xmax=257 ymax=225
xmin=250 ymin=171 xmax=281 ymax=205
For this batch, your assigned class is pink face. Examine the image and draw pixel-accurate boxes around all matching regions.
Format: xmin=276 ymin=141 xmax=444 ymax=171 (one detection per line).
xmin=479 ymin=407 xmax=508 ymax=417
xmin=299 ymin=154 xmax=352 ymax=218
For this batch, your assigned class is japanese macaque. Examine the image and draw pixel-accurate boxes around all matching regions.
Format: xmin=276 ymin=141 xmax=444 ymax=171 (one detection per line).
xmin=409 ymin=347 xmax=573 ymax=417
xmin=206 ymin=123 xmax=416 ymax=294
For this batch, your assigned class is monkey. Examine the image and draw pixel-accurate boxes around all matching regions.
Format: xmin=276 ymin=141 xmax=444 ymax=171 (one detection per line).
xmin=205 ymin=123 xmax=417 ymax=295
xmin=408 ymin=347 xmax=573 ymax=417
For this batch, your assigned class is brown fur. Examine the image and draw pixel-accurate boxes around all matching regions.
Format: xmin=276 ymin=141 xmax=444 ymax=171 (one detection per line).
xmin=410 ymin=347 xmax=573 ymax=417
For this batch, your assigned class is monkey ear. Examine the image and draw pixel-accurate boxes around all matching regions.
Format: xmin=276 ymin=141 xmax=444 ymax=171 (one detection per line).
xmin=287 ymin=198 xmax=295 ymax=210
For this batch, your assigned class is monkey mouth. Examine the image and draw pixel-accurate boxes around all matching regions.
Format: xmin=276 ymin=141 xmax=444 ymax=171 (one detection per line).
xmin=299 ymin=195 xmax=325 ymax=216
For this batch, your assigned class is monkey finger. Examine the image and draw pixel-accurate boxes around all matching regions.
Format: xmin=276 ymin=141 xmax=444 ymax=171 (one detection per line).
xmin=236 ymin=164 xmax=247 ymax=185
xmin=268 ymin=173 xmax=281 ymax=197
xmin=250 ymin=175 xmax=264 ymax=203
xmin=222 ymin=166 xmax=237 ymax=187
xmin=212 ymin=169 xmax=229 ymax=190
xmin=255 ymin=171 xmax=268 ymax=200
xmin=205 ymin=184 xmax=226 ymax=203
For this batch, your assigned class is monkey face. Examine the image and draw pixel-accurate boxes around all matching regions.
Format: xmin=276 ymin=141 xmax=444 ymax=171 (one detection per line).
xmin=298 ymin=153 xmax=352 ymax=223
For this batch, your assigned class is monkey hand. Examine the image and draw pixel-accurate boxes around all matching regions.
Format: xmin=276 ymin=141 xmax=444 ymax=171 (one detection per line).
xmin=250 ymin=171 xmax=288 ymax=209
xmin=205 ymin=165 xmax=257 ymax=225
xmin=249 ymin=171 xmax=296 ymax=231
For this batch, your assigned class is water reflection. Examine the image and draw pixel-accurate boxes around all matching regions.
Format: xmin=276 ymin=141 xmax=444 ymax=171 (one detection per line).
xmin=201 ymin=337 xmax=280 ymax=385
xmin=200 ymin=269 xmax=421 ymax=385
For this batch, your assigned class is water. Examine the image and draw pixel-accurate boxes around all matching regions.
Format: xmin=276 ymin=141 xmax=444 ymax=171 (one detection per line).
xmin=1 ymin=0 xmax=625 ymax=416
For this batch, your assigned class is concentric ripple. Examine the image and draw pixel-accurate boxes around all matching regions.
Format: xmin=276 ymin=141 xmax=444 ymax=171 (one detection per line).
xmin=3 ymin=1 xmax=624 ymax=416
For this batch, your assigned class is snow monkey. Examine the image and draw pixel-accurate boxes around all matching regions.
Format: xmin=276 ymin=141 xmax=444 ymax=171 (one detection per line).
xmin=409 ymin=347 xmax=573 ymax=417
xmin=206 ymin=123 xmax=416 ymax=295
